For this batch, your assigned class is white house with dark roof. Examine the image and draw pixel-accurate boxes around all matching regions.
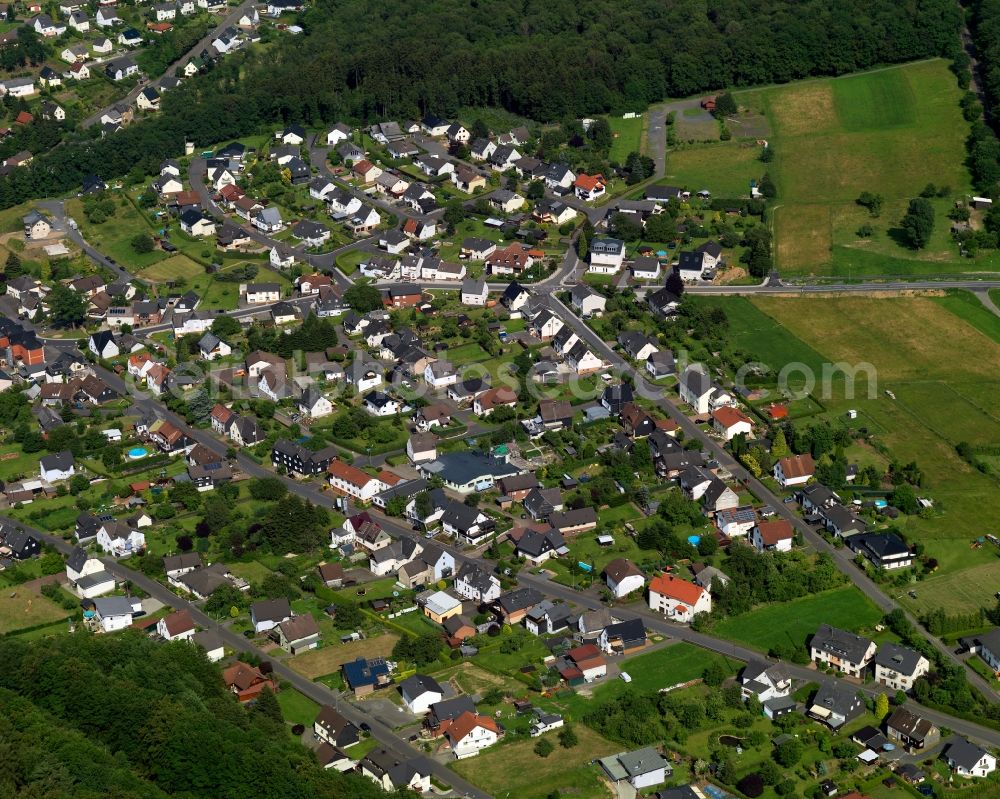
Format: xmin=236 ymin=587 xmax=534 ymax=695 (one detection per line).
xmin=810 ymin=623 xmax=876 ymax=678
xmin=945 ymin=737 xmax=997 ymax=778
xmin=873 ymin=642 xmax=929 ymax=692
xmin=588 ymin=238 xmax=625 ymax=274
xmin=399 ymin=674 xmax=443 ymax=714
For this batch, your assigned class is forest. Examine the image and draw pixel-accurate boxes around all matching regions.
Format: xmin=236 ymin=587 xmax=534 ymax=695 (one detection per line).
xmin=0 ymin=633 xmax=401 ymax=799
xmin=0 ymin=0 xmax=965 ymax=208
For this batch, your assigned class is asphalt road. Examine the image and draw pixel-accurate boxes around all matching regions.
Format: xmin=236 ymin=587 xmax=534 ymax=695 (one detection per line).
xmin=15 ymin=518 xmax=487 ymax=799
xmin=545 ymin=295 xmax=1000 ymax=703
xmin=81 ymin=0 xmax=258 ymax=129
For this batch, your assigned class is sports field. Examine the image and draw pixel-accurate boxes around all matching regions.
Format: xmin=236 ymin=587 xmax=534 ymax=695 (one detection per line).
xmin=720 ymin=294 xmax=1000 ymax=615
xmin=711 ymin=587 xmax=882 ymax=653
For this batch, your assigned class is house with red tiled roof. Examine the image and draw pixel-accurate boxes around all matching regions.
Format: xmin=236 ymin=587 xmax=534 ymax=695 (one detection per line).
xmin=560 ymin=642 xmax=607 ymax=683
xmin=648 ymin=573 xmax=711 ymax=623
xmin=444 ymin=711 xmax=500 ymax=759
xmin=773 ymin=453 xmax=815 ymax=487
xmin=712 ymin=406 xmax=753 ymax=441
xmin=328 ymin=459 xmax=386 ymax=502
xmin=751 ymin=519 xmax=794 ymax=553
xmin=210 ymin=403 xmax=234 ymax=433
xmin=574 ymin=172 xmax=606 ymax=201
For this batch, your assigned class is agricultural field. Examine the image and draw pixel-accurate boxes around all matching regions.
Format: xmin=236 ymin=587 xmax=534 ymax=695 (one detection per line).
xmin=711 ymin=294 xmax=1000 ymax=615
xmin=668 ymin=59 xmax=983 ymax=276
xmin=710 ymin=586 xmax=882 ymax=653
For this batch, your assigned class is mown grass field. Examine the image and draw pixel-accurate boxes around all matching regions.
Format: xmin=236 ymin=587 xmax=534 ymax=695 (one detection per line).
xmin=137 ymin=255 xmax=205 ymax=282
xmin=721 ymin=294 xmax=1000 ymax=615
xmin=276 ymin=688 xmax=320 ymax=727
xmin=608 ymin=114 xmax=644 ymax=162
xmin=711 ymin=586 xmax=882 ymax=653
xmin=664 ymin=141 xmax=763 ymax=198
xmin=671 ymin=59 xmax=981 ymax=276
xmin=450 ymin=723 xmax=619 ymax=799
xmin=0 ymin=589 xmax=68 ymax=635
xmin=288 ymin=633 xmax=399 ymax=679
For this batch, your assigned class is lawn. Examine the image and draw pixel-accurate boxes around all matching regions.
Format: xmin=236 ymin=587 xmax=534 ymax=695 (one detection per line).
xmin=138 ymin=255 xmax=206 ymax=282
xmin=663 ymin=141 xmax=763 ymax=198
xmin=450 ymin=724 xmax=620 ymax=799
xmin=336 ymin=249 xmax=367 ymax=274
xmin=288 ymin=633 xmax=399 ymax=679
xmin=276 ymin=688 xmax=320 ymax=727
xmin=711 ymin=586 xmax=882 ymax=653
xmin=608 ymin=114 xmax=644 ymax=162
xmin=67 ymin=198 xmax=167 ymax=270
xmin=725 ymin=59 xmax=978 ymax=276
xmin=596 ymin=642 xmax=738 ymax=697
xmin=0 ymin=588 xmax=69 ymax=635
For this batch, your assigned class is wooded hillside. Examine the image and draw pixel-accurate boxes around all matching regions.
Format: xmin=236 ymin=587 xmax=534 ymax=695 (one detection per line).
xmin=0 ymin=632 xmax=399 ymax=799
xmin=0 ymin=0 xmax=964 ymax=208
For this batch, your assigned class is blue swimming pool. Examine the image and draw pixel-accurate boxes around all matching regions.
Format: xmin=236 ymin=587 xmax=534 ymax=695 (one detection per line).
xmin=688 ymin=535 xmax=701 ymax=546
xmin=127 ymin=447 xmax=149 ymax=460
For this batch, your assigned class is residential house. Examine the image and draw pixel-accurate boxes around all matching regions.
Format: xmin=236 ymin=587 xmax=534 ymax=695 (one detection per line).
xmin=944 ymin=738 xmax=997 ymax=778
xmin=678 ymin=366 xmax=714 ymax=414
xmin=810 ymin=623 xmax=876 ymax=678
xmin=453 ymin=562 xmax=501 ymax=604
xmin=598 ymin=617 xmax=647 ymax=655
xmin=873 ymin=642 xmax=929 ymax=692
xmin=400 ymin=674 xmax=443 ymax=715
xmin=648 ymin=573 xmax=711 ymax=623
xmin=598 ymin=748 xmax=671 ymax=790
xmin=750 ymin=519 xmax=794 ymax=553
xmin=604 ymin=558 xmax=645 ymax=599
xmin=359 ymin=748 xmax=430 ymax=793
xmin=589 ymin=237 xmax=626 ymax=274
xmin=740 ymin=661 xmax=792 ymax=703
xmin=445 ymin=712 xmax=500 ymax=758
xmin=250 ymin=597 xmax=292 ymax=633
xmin=40 ymin=450 xmax=75 ymax=482
xmin=223 ymin=661 xmax=276 ymax=702
xmin=774 ymin=454 xmax=815 ymax=487
xmin=92 ymin=596 xmax=136 ymax=632
xmin=848 ymin=532 xmax=914 ymax=570
xmin=314 ymin=705 xmax=360 ymax=748
xmin=712 ymin=406 xmax=753 ymax=441
xmin=275 ymin=614 xmax=320 ymax=654
xmin=157 ymin=609 xmax=196 ymax=642
xmin=885 ymin=707 xmax=940 ymax=753
xmin=570 ymin=283 xmax=607 ymax=316
xmin=422 ymin=590 xmax=463 ymax=624
xmin=807 ymin=681 xmax=864 ymax=729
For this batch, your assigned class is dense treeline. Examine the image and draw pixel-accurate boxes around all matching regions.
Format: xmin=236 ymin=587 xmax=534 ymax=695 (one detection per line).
xmin=0 ymin=633 xmax=399 ymax=799
xmin=965 ymin=0 xmax=1000 ymax=192
xmin=0 ymin=0 xmax=964 ymax=209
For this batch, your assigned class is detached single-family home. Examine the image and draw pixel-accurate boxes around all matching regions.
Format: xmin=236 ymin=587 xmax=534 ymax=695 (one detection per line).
xmin=774 ymin=453 xmax=815 ymax=487
xmin=314 ymin=705 xmax=360 ymax=748
xmin=157 ymin=609 xmax=196 ymax=642
xmin=647 ymin=573 xmax=711 ymax=623
xmin=588 ymin=237 xmax=626 ymax=274
xmin=445 ymin=711 xmax=500 ymax=759
xmin=711 ymin=406 xmax=753 ymax=441
xmin=40 ymin=450 xmax=75 ymax=482
xmin=250 ymin=597 xmax=292 ymax=633
xmin=92 ymin=596 xmax=136 ymax=633
xmin=275 ymin=614 xmax=320 ymax=654
xmin=604 ymin=558 xmax=645 ymax=599
xmin=598 ymin=748 xmax=671 ymax=791
xmin=810 ymin=623 xmax=876 ymax=678
xmin=399 ymin=674 xmax=443 ymax=715
xmin=944 ymin=738 xmax=997 ymax=778
xmin=873 ymin=642 xmax=929 ymax=692
xmin=750 ymin=519 xmax=794 ymax=553
xmin=885 ymin=707 xmax=940 ymax=753
xmin=570 ymin=283 xmax=607 ymax=316
xmin=807 ymin=681 xmax=864 ymax=729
